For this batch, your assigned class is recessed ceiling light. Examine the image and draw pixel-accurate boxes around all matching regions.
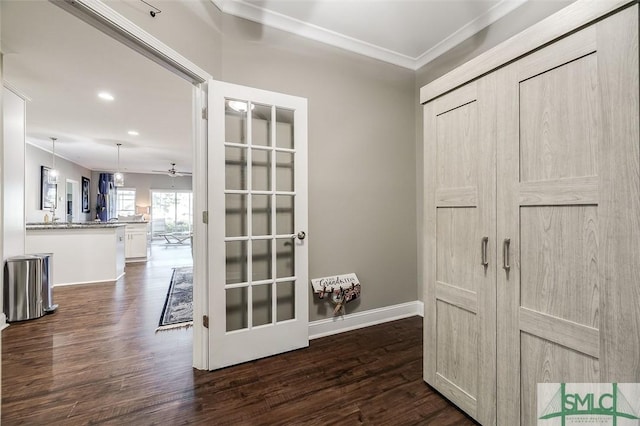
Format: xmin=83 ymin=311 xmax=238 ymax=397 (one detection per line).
xmin=98 ymin=92 xmax=114 ymax=101
xmin=128 ymin=130 xmax=139 ymax=136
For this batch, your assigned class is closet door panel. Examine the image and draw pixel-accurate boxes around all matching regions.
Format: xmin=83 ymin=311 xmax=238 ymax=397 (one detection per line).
xmin=497 ymin=25 xmax=601 ymax=426
xmin=519 ymin=206 xmax=599 ymax=327
xmin=597 ymin=4 xmax=640 ymax=382
xmin=498 ymin=6 xmax=639 ymax=423
xmin=519 ymin=53 xmax=599 ymax=182
xmin=520 ymin=334 xmax=600 ymax=424
xmin=436 ymin=208 xmax=478 ymax=292
xmin=424 ymin=75 xmax=497 ymax=425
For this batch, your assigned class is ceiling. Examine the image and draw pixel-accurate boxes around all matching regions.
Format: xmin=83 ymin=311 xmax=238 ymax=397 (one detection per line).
xmin=214 ymin=0 xmax=541 ymax=70
xmin=2 ymin=0 xmax=568 ymax=175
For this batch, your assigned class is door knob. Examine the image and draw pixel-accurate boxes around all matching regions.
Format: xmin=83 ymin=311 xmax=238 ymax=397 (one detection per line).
xmin=296 ymin=231 xmax=306 ymax=240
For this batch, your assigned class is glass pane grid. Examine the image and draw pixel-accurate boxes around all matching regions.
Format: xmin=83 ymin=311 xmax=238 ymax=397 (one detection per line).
xmin=225 ymin=100 xmax=298 ymax=332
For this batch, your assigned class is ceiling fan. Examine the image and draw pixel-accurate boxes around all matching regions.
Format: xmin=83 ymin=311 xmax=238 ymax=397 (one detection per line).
xmin=152 ymin=163 xmax=192 ymax=177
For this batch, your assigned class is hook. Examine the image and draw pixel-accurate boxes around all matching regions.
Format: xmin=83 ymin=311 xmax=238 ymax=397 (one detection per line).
xmin=140 ymin=0 xmax=161 ymax=17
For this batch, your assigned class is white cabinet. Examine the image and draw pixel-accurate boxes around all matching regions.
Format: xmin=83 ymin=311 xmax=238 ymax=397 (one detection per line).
xmin=125 ymin=223 xmax=148 ymax=261
xmin=26 ymin=225 xmax=126 ymax=285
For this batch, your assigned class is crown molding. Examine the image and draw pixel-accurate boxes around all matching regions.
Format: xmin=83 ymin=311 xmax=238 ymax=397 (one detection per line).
xmin=211 ymin=0 xmax=529 ymax=70
xmin=414 ymin=0 xmax=527 ymax=70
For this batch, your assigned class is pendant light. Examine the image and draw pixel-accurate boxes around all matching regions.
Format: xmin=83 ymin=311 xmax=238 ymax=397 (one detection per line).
xmin=49 ymin=137 xmax=59 ymax=184
xmin=114 ymin=143 xmax=124 ymax=187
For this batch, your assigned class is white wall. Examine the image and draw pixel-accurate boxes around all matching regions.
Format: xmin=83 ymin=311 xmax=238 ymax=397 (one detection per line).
xmin=3 ymin=87 xmax=25 ymax=258
xmin=25 ymin=143 xmax=93 ymax=223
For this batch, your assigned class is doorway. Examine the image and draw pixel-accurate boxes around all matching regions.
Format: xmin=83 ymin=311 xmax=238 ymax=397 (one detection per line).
xmin=53 ymin=0 xmax=211 ymax=369
xmin=2 ymin=0 xmax=210 ymax=368
xmin=65 ymin=179 xmax=79 ymax=222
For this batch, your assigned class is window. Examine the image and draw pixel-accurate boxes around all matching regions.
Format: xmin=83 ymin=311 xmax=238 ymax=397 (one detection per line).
xmin=151 ymin=191 xmax=193 ymax=237
xmin=116 ymin=188 xmax=136 ymax=217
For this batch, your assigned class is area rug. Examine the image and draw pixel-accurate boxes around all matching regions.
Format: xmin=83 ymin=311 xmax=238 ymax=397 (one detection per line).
xmin=157 ymin=267 xmax=193 ymax=331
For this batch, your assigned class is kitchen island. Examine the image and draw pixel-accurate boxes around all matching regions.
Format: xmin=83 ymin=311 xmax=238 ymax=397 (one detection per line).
xmin=26 ymin=222 xmax=126 ymax=286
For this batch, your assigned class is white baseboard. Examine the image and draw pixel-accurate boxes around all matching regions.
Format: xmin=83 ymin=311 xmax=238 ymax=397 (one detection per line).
xmin=53 ymin=272 xmax=125 ymax=287
xmin=309 ymin=300 xmax=423 ymax=340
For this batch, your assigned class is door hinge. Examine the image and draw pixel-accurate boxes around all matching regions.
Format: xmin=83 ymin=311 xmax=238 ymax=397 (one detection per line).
xmin=203 ymin=315 xmax=209 ymax=328
xmin=202 ymin=210 xmax=209 ymax=224
xmin=202 ymin=107 xmax=207 ymax=119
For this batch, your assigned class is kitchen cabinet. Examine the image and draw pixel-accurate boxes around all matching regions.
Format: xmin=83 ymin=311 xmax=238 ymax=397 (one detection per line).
xmin=421 ymin=2 xmax=639 ymax=424
xmin=125 ymin=223 xmax=148 ymax=261
xmin=26 ymin=224 xmax=126 ymax=286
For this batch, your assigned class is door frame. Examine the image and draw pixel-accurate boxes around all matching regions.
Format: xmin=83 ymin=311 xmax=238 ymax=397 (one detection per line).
xmin=65 ymin=178 xmax=80 ymax=221
xmin=52 ymin=0 xmax=212 ymax=369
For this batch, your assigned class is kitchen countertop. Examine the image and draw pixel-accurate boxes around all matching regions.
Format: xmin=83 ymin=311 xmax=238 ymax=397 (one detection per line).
xmin=26 ymin=222 xmax=129 ymax=230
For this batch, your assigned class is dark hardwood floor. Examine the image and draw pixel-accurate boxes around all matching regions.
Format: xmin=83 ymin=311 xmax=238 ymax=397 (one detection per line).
xmin=2 ymin=245 xmax=475 ymax=425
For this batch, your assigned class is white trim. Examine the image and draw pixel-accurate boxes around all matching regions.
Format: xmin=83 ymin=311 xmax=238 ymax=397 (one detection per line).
xmin=52 ymin=275 xmax=123 ymax=287
xmin=309 ymin=301 xmax=422 ymax=340
xmin=2 ymin=81 xmax=32 ymax=102
xmin=211 ymin=0 xmax=527 ymax=71
xmin=417 ymin=300 xmax=424 ymax=317
xmin=191 ymin=83 xmax=209 ymax=370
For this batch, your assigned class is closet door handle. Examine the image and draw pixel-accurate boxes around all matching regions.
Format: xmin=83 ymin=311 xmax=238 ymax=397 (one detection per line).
xmin=503 ymin=238 xmax=511 ymax=271
xmin=481 ymin=237 xmax=489 ymax=266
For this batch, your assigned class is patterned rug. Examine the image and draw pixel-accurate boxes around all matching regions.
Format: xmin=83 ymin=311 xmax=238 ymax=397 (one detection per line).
xmin=157 ymin=267 xmax=193 ymax=331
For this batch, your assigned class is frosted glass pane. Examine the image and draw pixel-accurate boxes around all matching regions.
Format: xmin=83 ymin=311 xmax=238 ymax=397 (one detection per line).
xmin=252 ymin=195 xmax=271 ymax=236
xmin=225 ymin=99 xmax=247 ymax=145
xmin=252 ymin=240 xmax=272 ymax=281
xmin=252 ymin=104 xmax=272 ymax=147
xmin=252 ymin=149 xmax=271 ymax=191
xmin=225 ymin=241 xmax=247 ymax=284
xmin=276 ymin=108 xmax=294 ymax=149
xmin=276 ymin=238 xmax=294 ymax=279
xmin=252 ymin=283 xmax=272 ymax=327
xmin=225 ymin=146 xmax=247 ymax=191
xmin=226 ymin=194 xmax=247 ymax=237
xmin=276 ymin=152 xmax=294 ymax=192
xmin=226 ymin=286 xmax=248 ymax=332
xmin=276 ymin=195 xmax=294 ymax=235
xmin=277 ymin=281 xmax=295 ymax=322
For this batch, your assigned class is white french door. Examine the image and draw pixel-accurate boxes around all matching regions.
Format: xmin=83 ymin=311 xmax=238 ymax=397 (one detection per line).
xmin=208 ymin=80 xmax=308 ymax=370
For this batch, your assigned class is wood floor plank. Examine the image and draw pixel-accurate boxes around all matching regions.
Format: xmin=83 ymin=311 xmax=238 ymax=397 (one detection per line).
xmin=2 ymin=246 xmax=475 ymax=425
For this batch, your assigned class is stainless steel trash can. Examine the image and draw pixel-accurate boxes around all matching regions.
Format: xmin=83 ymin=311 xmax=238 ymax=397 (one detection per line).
xmin=32 ymin=253 xmax=57 ymax=313
xmin=3 ymin=255 xmax=45 ymax=321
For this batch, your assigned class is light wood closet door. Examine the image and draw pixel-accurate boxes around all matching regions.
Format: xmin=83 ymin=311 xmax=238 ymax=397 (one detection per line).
xmin=424 ymin=75 xmax=497 ymax=425
xmin=497 ymin=5 xmax=640 ymax=425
